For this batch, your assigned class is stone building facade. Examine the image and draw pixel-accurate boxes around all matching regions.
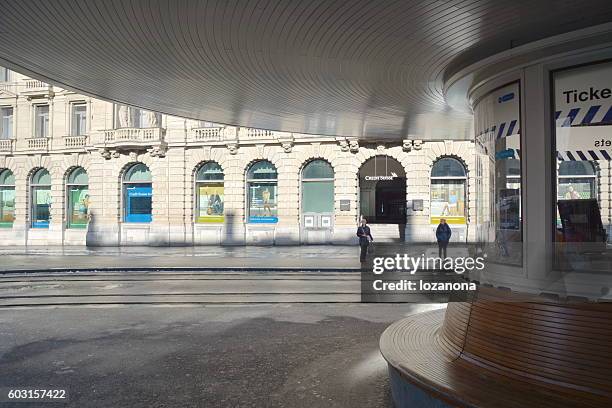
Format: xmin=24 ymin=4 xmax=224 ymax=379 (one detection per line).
xmin=0 ymin=69 xmax=478 ymax=246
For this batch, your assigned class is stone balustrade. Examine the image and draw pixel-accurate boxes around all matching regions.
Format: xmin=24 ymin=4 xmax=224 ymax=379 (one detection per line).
xmin=103 ymin=127 xmax=164 ymax=145
xmin=0 ymin=139 xmax=13 ymax=153
xmin=0 ymin=82 xmax=16 ymax=93
xmin=21 ymin=79 xmax=50 ymax=93
xmin=239 ymin=127 xmax=274 ymax=139
xmin=26 ymin=137 xmax=49 ymax=150
xmin=64 ymin=135 xmax=88 ymax=148
xmin=192 ymin=127 xmax=223 ymax=142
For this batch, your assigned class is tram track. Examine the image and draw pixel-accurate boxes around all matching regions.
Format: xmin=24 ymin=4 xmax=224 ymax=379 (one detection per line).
xmin=0 ymin=270 xmax=364 ymax=307
xmin=0 ymin=269 xmax=457 ymax=308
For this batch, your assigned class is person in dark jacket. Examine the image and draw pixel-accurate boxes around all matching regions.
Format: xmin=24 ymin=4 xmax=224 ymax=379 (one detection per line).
xmin=357 ymin=218 xmax=374 ymax=263
xmin=436 ymin=218 xmax=452 ymax=259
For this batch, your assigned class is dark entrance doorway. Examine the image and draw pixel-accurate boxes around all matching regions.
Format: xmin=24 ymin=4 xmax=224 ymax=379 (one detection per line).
xmin=359 ymin=156 xmax=406 ymax=224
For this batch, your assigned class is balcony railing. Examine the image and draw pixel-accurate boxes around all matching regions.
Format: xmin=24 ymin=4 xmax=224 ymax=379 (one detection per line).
xmin=192 ymin=127 xmax=223 ymax=142
xmin=0 ymin=139 xmax=13 ymax=153
xmin=240 ymin=128 xmax=274 ymax=139
xmin=21 ymin=79 xmax=51 ymax=94
xmin=64 ymin=135 xmax=88 ymax=148
xmin=24 ymin=79 xmax=46 ymax=89
xmin=103 ymin=127 xmax=164 ymax=145
xmin=0 ymin=82 xmax=16 ymax=93
xmin=26 ymin=137 xmax=49 ymax=150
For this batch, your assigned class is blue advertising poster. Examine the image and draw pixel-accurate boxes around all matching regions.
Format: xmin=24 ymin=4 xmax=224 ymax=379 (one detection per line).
xmin=247 ymin=183 xmax=278 ymax=223
xmin=125 ymin=186 xmax=152 ymax=223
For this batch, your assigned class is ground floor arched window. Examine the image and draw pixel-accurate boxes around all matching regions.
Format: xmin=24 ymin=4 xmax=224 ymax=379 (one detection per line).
xmin=123 ymin=163 xmax=152 ymax=223
xmin=301 ymin=159 xmax=334 ymax=229
xmin=246 ymin=160 xmax=278 ymax=223
xmin=195 ymin=162 xmax=224 ymax=223
xmin=430 ymin=157 xmax=467 ymax=225
xmin=31 ymin=168 xmax=52 ymax=228
xmin=66 ymin=167 xmax=89 ymax=229
xmin=0 ymin=169 xmax=15 ymax=228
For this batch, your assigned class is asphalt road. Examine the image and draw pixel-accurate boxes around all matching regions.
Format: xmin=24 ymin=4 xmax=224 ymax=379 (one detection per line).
xmin=0 ymin=269 xmax=444 ymax=407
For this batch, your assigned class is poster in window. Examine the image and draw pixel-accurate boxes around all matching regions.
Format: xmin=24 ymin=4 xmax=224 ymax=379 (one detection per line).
xmin=197 ymin=185 xmax=224 ymax=223
xmin=430 ymin=182 xmax=466 ymax=224
xmin=69 ymin=188 xmax=89 ymax=228
xmin=125 ymin=186 xmax=152 ymax=223
xmin=248 ymin=183 xmax=278 ymax=223
xmin=0 ymin=189 xmax=15 ymax=227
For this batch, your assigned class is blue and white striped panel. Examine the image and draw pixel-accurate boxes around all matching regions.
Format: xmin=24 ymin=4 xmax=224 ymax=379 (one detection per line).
xmin=476 ymin=120 xmax=521 ymax=140
xmin=557 ymin=150 xmax=612 ymax=161
xmin=556 ymin=104 xmax=612 ymax=127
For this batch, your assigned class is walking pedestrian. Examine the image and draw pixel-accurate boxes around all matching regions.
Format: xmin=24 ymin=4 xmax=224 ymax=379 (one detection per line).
xmin=436 ymin=218 xmax=452 ymax=259
xmin=357 ymin=218 xmax=374 ymax=263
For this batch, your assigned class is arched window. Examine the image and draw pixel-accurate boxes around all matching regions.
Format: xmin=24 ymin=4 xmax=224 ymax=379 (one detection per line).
xmin=195 ymin=162 xmax=224 ymax=223
xmin=0 ymin=169 xmax=15 ymax=228
xmin=557 ymin=161 xmax=597 ymax=200
xmin=246 ymin=160 xmax=278 ymax=223
xmin=123 ymin=163 xmax=152 ymax=223
xmin=430 ymin=158 xmax=467 ymax=225
xmin=301 ymin=160 xmax=334 ymax=229
xmin=66 ymin=167 xmax=89 ymax=229
xmin=31 ymin=168 xmax=51 ymax=228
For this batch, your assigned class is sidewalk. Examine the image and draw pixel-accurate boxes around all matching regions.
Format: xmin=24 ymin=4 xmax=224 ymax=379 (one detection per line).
xmin=0 ymin=244 xmax=471 ymax=272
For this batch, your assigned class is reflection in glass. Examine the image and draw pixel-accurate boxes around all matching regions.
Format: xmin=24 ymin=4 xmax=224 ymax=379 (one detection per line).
xmin=553 ymin=61 xmax=611 ymax=273
xmin=474 ymin=82 xmax=523 ymax=265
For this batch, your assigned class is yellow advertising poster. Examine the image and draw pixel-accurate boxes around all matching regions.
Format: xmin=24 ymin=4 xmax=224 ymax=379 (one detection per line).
xmin=430 ymin=182 xmax=466 ymax=224
xmin=197 ymin=185 xmax=224 ymax=223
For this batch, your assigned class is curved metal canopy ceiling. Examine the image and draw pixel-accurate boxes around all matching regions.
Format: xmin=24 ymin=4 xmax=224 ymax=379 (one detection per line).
xmin=1 ymin=0 xmax=612 ymax=140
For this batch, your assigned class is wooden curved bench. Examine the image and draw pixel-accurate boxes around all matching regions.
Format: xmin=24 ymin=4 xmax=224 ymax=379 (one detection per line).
xmin=380 ymin=286 xmax=612 ymax=407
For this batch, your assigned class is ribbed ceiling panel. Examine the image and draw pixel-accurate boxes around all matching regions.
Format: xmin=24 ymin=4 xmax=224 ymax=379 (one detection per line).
xmin=0 ymin=0 xmax=611 ymax=139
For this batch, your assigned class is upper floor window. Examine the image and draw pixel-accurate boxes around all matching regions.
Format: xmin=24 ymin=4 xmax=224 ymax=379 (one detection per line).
xmin=115 ymin=105 xmax=161 ymax=129
xmin=71 ymin=103 xmax=87 ymax=136
xmin=34 ymin=105 xmax=49 ymax=138
xmin=0 ymin=67 xmax=11 ymax=82
xmin=0 ymin=107 xmax=13 ymax=139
